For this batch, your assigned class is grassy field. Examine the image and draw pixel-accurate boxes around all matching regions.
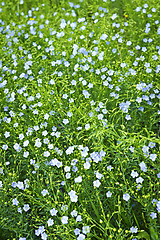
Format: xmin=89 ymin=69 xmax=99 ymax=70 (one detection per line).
xmin=0 ymin=0 xmax=160 ymax=239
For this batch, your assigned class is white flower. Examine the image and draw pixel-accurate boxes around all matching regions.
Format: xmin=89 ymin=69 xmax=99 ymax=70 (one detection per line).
xmin=43 ymin=151 xmax=50 ymax=157
xmin=106 ymin=191 xmax=112 ymax=197
xmin=136 ymin=177 xmax=144 ymax=184
xmin=125 ymin=114 xmax=131 ymax=120
xmin=50 ymin=158 xmax=58 ymax=166
xmin=130 ymin=226 xmax=138 ymax=233
xmin=23 ymin=151 xmax=29 ymax=158
xmin=23 ymin=204 xmax=30 ymax=212
xmin=74 ymin=228 xmax=80 ymax=236
xmin=61 ymin=216 xmax=68 ymax=224
xmin=62 ymin=94 xmax=68 ymax=99
xmin=93 ymin=180 xmax=101 ymax=188
xmin=111 ymin=13 xmax=117 ymax=20
xmin=66 ymin=173 xmax=71 ymax=179
xmin=139 ymin=162 xmax=147 ymax=172
xmin=70 ymin=194 xmax=78 ymax=202
xmin=63 ymin=119 xmax=69 ymax=124
xmin=149 ymin=154 xmax=157 ymax=161
xmin=123 ymin=193 xmax=130 ymax=201
xmin=35 ymin=139 xmax=42 ymax=148
xmin=67 ymin=112 xmax=73 ymax=117
xmin=142 ymin=145 xmax=149 ymax=155
xmin=68 ymin=190 xmax=78 ymax=202
xmin=41 ymin=189 xmax=49 ymax=196
xmin=61 ymin=205 xmax=68 ymax=211
xmin=4 ymin=131 xmax=10 ymax=138
xmin=97 ymin=113 xmax=103 ymax=119
xmin=100 ymin=33 xmax=108 ymax=40
xmin=2 ymin=144 xmax=8 ymax=150
xmin=41 ymin=232 xmax=48 ymax=240
xmin=34 ymin=125 xmax=39 ymax=131
xmin=44 ymin=113 xmax=49 ymax=120
xmin=95 ymin=171 xmax=103 ymax=179
xmin=64 ymin=166 xmax=70 ymax=172
xmin=18 ymin=207 xmax=22 ymax=213
xmin=82 ymin=90 xmax=90 ymax=98
xmin=71 ymin=210 xmax=78 ymax=217
xmin=12 ymin=198 xmax=19 ymax=206
xmin=88 ymin=83 xmax=93 ymax=88
xmin=47 ymin=218 xmax=54 ymax=226
xmin=84 ymin=162 xmax=91 ymax=169
xmin=85 ymin=124 xmax=90 ymax=130
xmin=17 ymin=181 xmax=24 ymax=190
xmin=50 ymin=78 xmax=55 ymax=85
xmin=81 ymin=149 xmax=88 ymax=157
xmin=48 ymin=144 xmax=53 ymax=149
xmin=75 ymin=176 xmax=82 ymax=183
xmin=107 ymin=165 xmax=113 ymax=171
xmin=56 ymin=160 xmax=63 ymax=168
xmin=150 ymin=212 xmax=157 ymax=219
xmin=66 ymin=146 xmax=74 ymax=155
xmin=35 ymin=226 xmax=45 ymax=236
xmin=50 ymin=208 xmax=58 ymax=216
xmin=131 ymin=170 xmax=139 ymax=178
xmin=13 ymin=143 xmax=22 ymax=152
xmin=76 ymin=215 xmax=82 ymax=222
xmin=19 ymin=133 xmax=24 ymax=140
xmin=42 ymin=130 xmax=48 ymax=136
xmin=82 ymin=226 xmax=90 ymax=234
xmin=0 ymin=181 xmax=3 ymax=188
xmin=77 ymin=234 xmax=85 ymax=240
xmin=23 ymin=140 xmax=29 ymax=147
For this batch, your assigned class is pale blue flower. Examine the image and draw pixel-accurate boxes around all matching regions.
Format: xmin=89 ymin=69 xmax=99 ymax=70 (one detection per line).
xmin=150 ymin=212 xmax=157 ymax=219
xmin=123 ymin=193 xmax=130 ymax=201
xmin=130 ymin=226 xmax=138 ymax=233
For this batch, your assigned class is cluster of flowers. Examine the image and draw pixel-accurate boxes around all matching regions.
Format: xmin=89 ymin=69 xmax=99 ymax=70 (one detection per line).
xmin=0 ymin=0 xmax=159 ymax=239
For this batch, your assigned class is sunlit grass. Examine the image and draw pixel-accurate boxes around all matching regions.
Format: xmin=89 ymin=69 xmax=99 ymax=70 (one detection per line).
xmin=0 ymin=0 xmax=159 ymax=239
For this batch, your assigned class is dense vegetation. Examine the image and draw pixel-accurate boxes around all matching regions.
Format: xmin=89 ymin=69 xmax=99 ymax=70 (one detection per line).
xmin=0 ymin=0 xmax=159 ymax=239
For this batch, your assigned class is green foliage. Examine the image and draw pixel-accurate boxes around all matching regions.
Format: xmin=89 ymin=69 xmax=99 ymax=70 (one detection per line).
xmin=0 ymin=0 xmax=160 ymax=239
